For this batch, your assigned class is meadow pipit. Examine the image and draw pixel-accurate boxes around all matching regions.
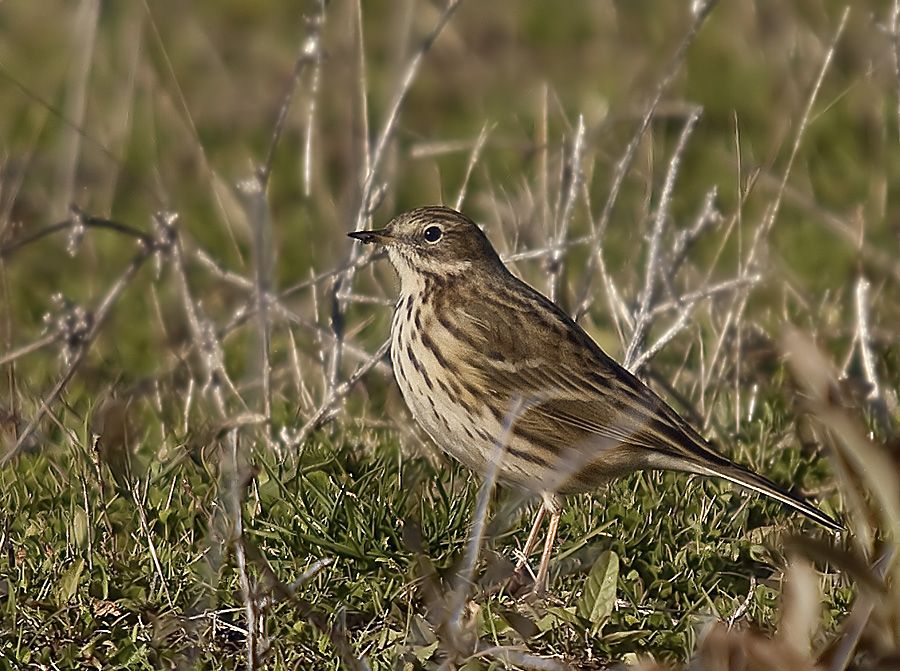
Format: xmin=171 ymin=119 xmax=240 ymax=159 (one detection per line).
xmin=349 ymin=206 xmax=840 ymax=594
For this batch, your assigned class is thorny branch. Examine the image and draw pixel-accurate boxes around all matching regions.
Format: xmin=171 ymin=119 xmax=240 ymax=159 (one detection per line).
xmin=854 ymin=276 xmax=893 ymax=433
xmin=623 ymin=107 xmax=701 ymax=372
xmin=0 ymin=210 xmax=166 ymax=467
xmin=328 ymin=0 xmax=464 ymax=420
xmin=574 ymin=0 xmax=719 ymax=321
xmin=547 ymin=114 xmax=586 ymax=305
xmin=699 ymin=8 xmax=849 ymax=421
xmin=2 ymin=3 xmax=892 ymax=668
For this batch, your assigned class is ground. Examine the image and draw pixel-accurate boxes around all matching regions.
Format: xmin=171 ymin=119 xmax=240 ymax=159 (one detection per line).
xmin=0 ymin=1 xmax=897 ymax=669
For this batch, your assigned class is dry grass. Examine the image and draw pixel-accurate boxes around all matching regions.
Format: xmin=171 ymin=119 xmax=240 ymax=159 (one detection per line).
xmin=0 ymin=1 xmax=898 ymax=668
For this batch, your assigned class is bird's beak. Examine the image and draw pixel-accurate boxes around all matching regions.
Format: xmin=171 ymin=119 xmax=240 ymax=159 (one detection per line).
xmin=347 ymin=228 xmax=391 ymax=245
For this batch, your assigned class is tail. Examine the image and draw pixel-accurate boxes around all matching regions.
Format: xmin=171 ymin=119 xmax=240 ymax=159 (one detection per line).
xmin=690 ymin=457 xmax=842 ymax=532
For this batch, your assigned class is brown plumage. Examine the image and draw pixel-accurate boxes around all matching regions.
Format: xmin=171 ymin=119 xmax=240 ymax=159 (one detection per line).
xmin=349 ymin=205 xmax=840 ymax=594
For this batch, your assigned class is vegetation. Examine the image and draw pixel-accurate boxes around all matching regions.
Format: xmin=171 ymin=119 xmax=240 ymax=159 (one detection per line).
xmin=0 ymin=1 xmax=897 ymax=668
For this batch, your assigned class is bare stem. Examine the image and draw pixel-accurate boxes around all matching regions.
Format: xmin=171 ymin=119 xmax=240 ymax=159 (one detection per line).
xmin=574 ymin=0 xmax=719 ymax=320
xmin=1 ymin=238 xmax=154 ymax=467
xmin=623 ymin=107 xmax=701 ymax=370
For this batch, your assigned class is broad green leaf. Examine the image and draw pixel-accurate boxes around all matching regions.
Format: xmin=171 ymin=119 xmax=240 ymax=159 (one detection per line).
xmin=535 ymin=605 xmax=580 ymax=632
xmin=57 ymin=558 xmax=85 ymax=604
xmin=72 ymin=506 xmax=89 ymax=549
xmin=499 ymin=607 xmax=539 ymax=639
xmin=577 ymin=550 xmax=618 ymax=629
xmin=412 ymin=641 xmax=439 ymax=663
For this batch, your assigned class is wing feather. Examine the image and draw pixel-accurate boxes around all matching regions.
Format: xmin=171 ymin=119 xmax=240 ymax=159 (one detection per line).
xmin=430 ymin=274 xmax=840 ymax=528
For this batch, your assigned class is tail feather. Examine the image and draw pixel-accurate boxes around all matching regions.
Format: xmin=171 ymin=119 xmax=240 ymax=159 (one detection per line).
xmin=691 ymin=458 xmax=842 ymax=532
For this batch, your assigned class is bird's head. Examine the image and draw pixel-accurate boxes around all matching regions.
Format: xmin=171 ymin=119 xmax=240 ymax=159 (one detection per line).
xmin=348 ymin=206 xmax=504 ymax=287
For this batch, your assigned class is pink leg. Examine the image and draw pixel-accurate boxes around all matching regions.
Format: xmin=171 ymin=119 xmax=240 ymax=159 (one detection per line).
xmin=533 ymin=495 xmax=563 ymax=596
xmin=514 ymin=504 xmax=546 ymax=576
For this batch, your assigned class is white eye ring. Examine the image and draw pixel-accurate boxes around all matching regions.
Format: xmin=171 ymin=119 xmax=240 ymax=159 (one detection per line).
xmin=423 ymin=226 xmax=443 ymax=243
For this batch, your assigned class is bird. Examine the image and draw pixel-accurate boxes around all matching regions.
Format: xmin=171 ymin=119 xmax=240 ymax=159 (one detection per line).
xmin=348 ymin=205 xmax=840 ymax=595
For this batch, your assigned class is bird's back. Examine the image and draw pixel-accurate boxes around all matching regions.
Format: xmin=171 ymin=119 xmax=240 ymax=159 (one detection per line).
xmin=390 ymin=263 xmax=839 ymax=530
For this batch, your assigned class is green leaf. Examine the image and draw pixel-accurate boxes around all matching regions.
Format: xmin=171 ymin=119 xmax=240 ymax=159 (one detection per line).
xmin=499 ymin=607 xmax=539 ymax=639
xmin=535 ymin=605 xmax=580 ymax=632
xmin=72 ymin=506 xmax=89 ymax=549
xmin=577 ymin=550 xmax=618 ymax=629
xmin=56 ymin=558 xmax=85 ymax=604
xmin=412 ymin=641 xmax=439 ymax=663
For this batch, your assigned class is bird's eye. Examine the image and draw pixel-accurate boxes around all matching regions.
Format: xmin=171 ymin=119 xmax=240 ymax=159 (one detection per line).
xmin=423 ymin=226 xmax=443 ymax=243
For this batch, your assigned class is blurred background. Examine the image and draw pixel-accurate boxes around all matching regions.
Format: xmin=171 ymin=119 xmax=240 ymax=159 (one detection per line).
xmin=1 ymin=1 xmax=898 ymax=668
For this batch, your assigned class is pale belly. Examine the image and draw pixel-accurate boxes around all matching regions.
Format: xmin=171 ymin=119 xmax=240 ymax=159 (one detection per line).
xmin=391 ymin=325 xmax=488 ymax=473
xmin=389 ymin=295 xmax=547 ymax=490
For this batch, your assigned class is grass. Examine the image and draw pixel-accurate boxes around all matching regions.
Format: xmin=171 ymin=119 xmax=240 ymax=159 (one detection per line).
xmin=0 ymin=418 xmax=852 ymax=668
xmin=1 ymin=0 xmax=898 ymax=669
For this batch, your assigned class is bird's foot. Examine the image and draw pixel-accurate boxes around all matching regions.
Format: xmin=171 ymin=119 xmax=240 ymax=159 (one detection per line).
xmin=503 ymin=565 xmax=531 ymax=597
xmin=501 ymin=563 xmax=550 ymax=600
